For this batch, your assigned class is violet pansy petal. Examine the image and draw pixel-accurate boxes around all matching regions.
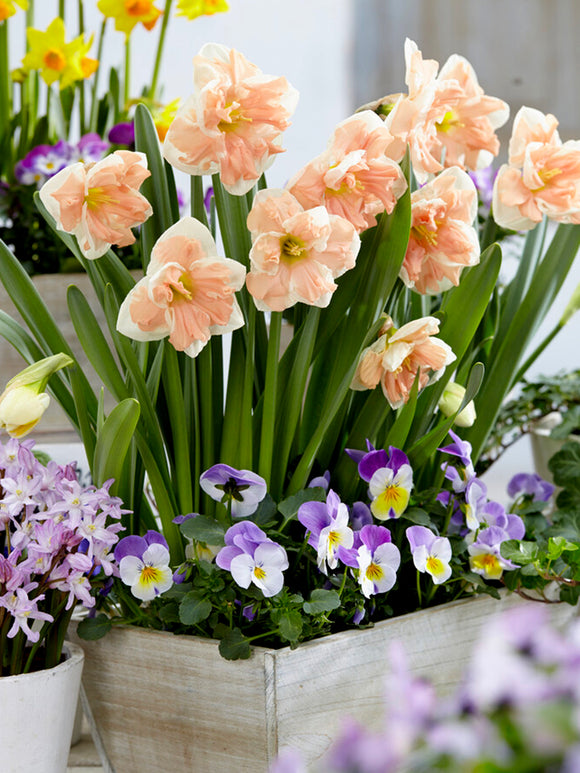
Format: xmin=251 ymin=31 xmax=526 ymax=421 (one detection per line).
xmin=114 ymin=534 xmax=148 ymax=562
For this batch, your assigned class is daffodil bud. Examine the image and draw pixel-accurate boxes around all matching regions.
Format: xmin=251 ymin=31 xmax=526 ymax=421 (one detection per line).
xmin=0 ymin=353 xmax=73 ymax=438
xmin=438 ymin=382 xmax=477 ymax=428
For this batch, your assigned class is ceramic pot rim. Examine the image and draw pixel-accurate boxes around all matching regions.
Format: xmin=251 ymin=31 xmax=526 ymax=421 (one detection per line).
xmin=0 ymin=641 xmax=84 ymax=684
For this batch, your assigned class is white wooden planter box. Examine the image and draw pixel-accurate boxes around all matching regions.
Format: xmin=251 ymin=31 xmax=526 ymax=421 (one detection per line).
xmin=73 ymin=593 xmax=578 ymax=773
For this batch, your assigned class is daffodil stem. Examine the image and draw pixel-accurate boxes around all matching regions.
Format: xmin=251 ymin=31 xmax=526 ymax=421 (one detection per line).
xmin=150 ymin=0 xmax=174 ymax=101
xmin=416 ymin=570 xmax=422 ymax=606
xmin=259 ymin=312 xmax=282 ymax=486
xmin=0 ymin=23 xmax=9 ymax=138
xmin=78 ymin=0 xmax=86 ymax=134
xmin=123 ymin=36 xmax=131 ymax=115
xmin=58 ymin=0 xmax=65 ymax=20
xmin=89 ymin=18 xmax=106 ymax=131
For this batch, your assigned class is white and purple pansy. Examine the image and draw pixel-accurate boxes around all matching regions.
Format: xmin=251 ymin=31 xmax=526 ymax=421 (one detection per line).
xmin=216 ymin=521 xmax=288 ymax=598
xmin=468 ymin=526 xmax=518 ymax=580
xmin=200 ymin=464 xmax=267 ymax=518
xmin=339 ymin=524 xmax=401 ymax=598
xmin=406 ymin=525 xmax=452 ymax=585
xmin=297 ymin=489 xmax=354 ymax=574
xmin=438 ymin=429 xmax=477 ymax=493
xmin=507 ymin=472 xmax=555 ymax=503
xmin=358 ymin=446 xmax=413 ymax=520
xmin=114 ymin=530 xmax=173 ymax=602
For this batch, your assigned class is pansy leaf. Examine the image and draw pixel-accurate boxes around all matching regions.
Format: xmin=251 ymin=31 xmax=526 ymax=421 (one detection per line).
xmin=277 ymin=610 xmax=304 ymax=642
xmin=218 ymin=628 xmax=252 ymax=660
xmin=250 ymin=493 xmax=278 ymax=526
xmin=179 ymin=516 xmax=225 ymax=546
xmin=400 ymin=507 xmax=432 ymax=527
xmin=303 ymin=589 xmax=341 ymax=615
xmin=76 ymin=614 xmax=112 ymax=641
xmin=179 ymin=592 xmax=212 ymax=626
xmin=278 ymin=487 xmax=327 ymax=519
xmin=500 ymin=540 xmax=538 ymax=565
xmin=158 ymin=603 xmax=181 ymax=624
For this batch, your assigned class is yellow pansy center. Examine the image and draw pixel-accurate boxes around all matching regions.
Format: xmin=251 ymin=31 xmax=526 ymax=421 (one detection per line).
xmin=280 ymin=235 xmax=306 ymax=264
xmin=327 ymin=530 xmax=341 ymax=548
xmin=371 ymin=484 xmax=408 ymax=518
xmin=140 ymin=565 xmax=162 ymax=584
xmin=126 ymin=0 xmax=153 ymax=15
xmin=471 ymin=553 xmax=502 ymax=579
xmin=426 ymin=556 xmax=444 ymax=575
xmin=43 ymin=48 xmax=67 ymax=72
xmin=253 ymin=566 xmax=266 ymax=580
xmin=366 ymin=562 xmax=384 ymax=582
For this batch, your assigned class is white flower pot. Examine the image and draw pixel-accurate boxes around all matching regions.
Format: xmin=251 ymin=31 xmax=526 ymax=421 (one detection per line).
xmin=530 ymin=411 xmax=580 ymax=486
xmin=0 ymin=642 xmax=84 ymax=773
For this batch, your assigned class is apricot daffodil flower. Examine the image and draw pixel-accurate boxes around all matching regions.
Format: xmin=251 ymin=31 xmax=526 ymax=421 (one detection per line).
xmin=117 ymin=217 xmax=246 ymax=357
xmin=245 ymin=189 xmax=360 ymax=312
xmin=176 ymin=0 xmax=229 ymax=19
xmin=97 ymin=0 xmax=162 ymax=36
xmin=39 ymin=150 xmax=152 ymax=260
xmin=22 ymin=18 xmax=97 ymax=90
xmin=493 ymin=106 xmax=580 ymax=230
xmin=351 ymin=315 xmax=455 ymax=410
xmin=163 ymin=43 xmax=298 ymax=195
xmin=401 ymin=167 xmax=480 ymax=295
xmin=0 ymin=0 xmax=27 ymax=22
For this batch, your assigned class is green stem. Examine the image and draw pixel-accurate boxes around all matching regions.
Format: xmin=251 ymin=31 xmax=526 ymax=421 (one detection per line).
xmin=246 ymin=629 xmax=280 ymax=643
xmin=240 ymin=300 xmax=255 ymax=470
xmin=0 ymin=23 xmax=9 ymax=139
xmin=58 ymin=0 xmax=65 ymax=19
xmin=89 ymin=18 xmax=106 ymax=131
xmin=123 ymin=36 xmax=131 ymax=116
xmin=149 ymin=0 xmax=173 ymax=101
xmin=511 ymin=321 xmax=564 ymax=388
xmin=258 ymin=311 xmax=282 ymax=485
xmin=78 ymin=0 xmax=86 ymax=133
xmin=416 ymin=570 xmax=422 ymax=606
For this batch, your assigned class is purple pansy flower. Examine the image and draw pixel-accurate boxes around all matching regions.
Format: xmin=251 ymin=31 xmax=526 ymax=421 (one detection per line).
xmin=297 ymin=490 xmax=354 ymax=574
xmin=203 ymin=185 xmax=214 ymax=215
xmin=358 ymin=446 xmax=413 ymax=520
xmin=308 ymin=470 xmax=330 ymax=491
xmin=108 ymin=121 xmax=135 ymax=146
xmin=507 ymin=472 xmax=555 ymax=503
xmin=15 ymin=142 xmax=72 ymax=186
xmin=468 ymin=526 xmax=517 ymax=580
xmin=350 ymin=501 xmax=373 ymax=531
xmin=439 ymin=430 xmax=476 ymax=493
xmin=406 ymin=525 xmax=452 ymax=585
xmin=200 ymin=464 xmax=267 ymax=518
xmin=481 ymin=500 xmax=525 ymax=541
xmin=339 ymin=524 xmax=400 ymax=598
xmin=71 ymin=133 xmax=109 ymax=164
xmin=114 ymin=530 xmax=172 ymax=601
xmin=216 ymin=522 xmax=288 ymax=597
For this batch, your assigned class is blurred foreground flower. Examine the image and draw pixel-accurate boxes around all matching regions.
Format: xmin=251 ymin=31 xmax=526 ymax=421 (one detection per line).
xmin=0 ymin=0 xmax=27 ymax=21
xmin=98 ymin=0 xmax=163 ymax=36
xmin=176 ymin=0 xmax=229 ymax=19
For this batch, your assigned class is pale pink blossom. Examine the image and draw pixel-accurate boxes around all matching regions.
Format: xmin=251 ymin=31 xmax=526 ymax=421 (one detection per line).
xmin=163 ymin=43 xmax=298 ymax=195
xmin=351 ymin=315 xmax=455 ymax=409
xmin=385 ymin=39 xmax=508 ymax=183
xmin=39 ymin=150 xmax=152 ymax=260
xmin=401 ymin=167 xmax=479 ymax=295
xmin=287 ymin=111 xmax=407 ymax=233
xmin=245 ymin=189 xmax=360 ymax=312
xmin=117 ymin=217 xmax=246 ymax=357
xmin=493 ymin=107 xmax=580 ymax=230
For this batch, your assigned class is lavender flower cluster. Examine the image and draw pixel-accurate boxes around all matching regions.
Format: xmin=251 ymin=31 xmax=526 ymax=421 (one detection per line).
xmin=0 ymin=437 xmax=124 ymax=652
xmin=272 ymin=605 xmax=580 ymax=772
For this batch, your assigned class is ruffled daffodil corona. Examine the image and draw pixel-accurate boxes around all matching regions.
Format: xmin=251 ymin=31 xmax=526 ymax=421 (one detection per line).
xmin=22 ymin=18 xmax=97 ymax=90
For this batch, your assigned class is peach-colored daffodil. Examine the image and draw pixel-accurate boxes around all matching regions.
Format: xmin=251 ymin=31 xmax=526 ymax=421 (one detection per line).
xmin=117 ymin=217 xmax=246 ymax=357
xmin=351 ymin=315 xmax=455 ymax=410
xmin=401 ymin=167 xmax=480 ymax=295
xmin=245 ymin=189 xmax=360 ymax=312
xmin=39 ymin=150 xmax=152 ymax=260
xmin=175 ymin=0 xmax=229 ymax=20
xmin=288 ymin=111 xmax=407 ymax=234
xmin=97 ymin=0 xmax=162 ymax=36
xmin=163 ymin=43 xmax=298 ymax=196
xmin=385 ymin=39 xmax=508 ymax=183
xmin=0 ymin=0 xmax=28 ymax=22
xmin=493 ymin=106 xmax=580 ymax=231
xmin=22 ymin=18 xmax=97 ymax=90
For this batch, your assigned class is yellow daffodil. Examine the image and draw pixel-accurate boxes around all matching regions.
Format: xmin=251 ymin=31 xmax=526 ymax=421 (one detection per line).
xmin=22 ymin=18 xmax=97 ymax=90
xmin=98 ymin=0 xmax=163 ymax=37
xmin=0 ymin=0 xmax=28 ymax=23
xmin=175 ymin=0 xmax=229 ymax=20
xmin=152 ymin=98 xmax=180 ymax=142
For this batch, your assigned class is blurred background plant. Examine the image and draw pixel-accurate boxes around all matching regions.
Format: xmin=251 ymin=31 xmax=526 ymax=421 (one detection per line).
xmin=0 ymin=0 xmax=228 ymax=274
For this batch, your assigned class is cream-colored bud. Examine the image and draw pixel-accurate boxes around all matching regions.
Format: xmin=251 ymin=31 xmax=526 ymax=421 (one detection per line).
xmin=0 ymin=387 xmax=51 ymax=438
xmin=438 ymin=382 xmax=477 ymax=428
xmin=0 ymin=353 xmax=73 ymax=437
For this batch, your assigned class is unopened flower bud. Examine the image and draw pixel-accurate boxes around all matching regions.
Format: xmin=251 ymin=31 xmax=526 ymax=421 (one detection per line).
xmin=438 ymin=382 xmax=477 ymax=428
xmin=0 ymin=353 xmax=73 ymax=437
